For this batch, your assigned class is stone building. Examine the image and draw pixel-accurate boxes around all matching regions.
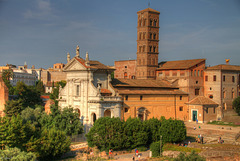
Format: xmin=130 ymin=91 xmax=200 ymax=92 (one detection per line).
xmin=0 ymin=76 xmax=8 ymax=117
xmin=58 ymin=46 xmax=122 ymax=131
xmin=204 ymin=62 xmax=240 ymax=110
xmin=112 ymin=78 xmax=189 ymax=121
xmin=156 ymin=59 xmax=206 ymax=101
xmin=114 ymin=60 xmax=136 ymax=79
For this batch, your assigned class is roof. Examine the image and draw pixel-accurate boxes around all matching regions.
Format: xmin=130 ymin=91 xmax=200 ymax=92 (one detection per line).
xmin=101 ymin=88 xmax=112 ymax=94
xmin=157 ymin=59 xmax=206 ymax=70
xmin=186 ymin=96 xmax=218 ymax=106
xmin=75 ymin=57 xmax=113 ymax=70
xmin=111 ymin=78 xmax=174 ymax=88
xmin=137 ymin=8 xmax=160 ymax=14
xmin=115 ymin=89 xmax=187 ymax=95
xmin=206 ymin=64 xmax=240 ymax=71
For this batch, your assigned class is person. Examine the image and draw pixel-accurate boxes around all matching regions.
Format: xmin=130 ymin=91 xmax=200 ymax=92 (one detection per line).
xmin=196 ymin=118 xmax=198 ymax=124
xmin=200 ymin=135 xmax=204 ymax=144
xmin=132 ymin=155 xmax=135 ymax=161
xmin=138 ymin=154 xmax=140 ymax=161
xmin=136 ymin=149 xmax=138 ymax=156
xmin=194 ymin=126 xmax=196 ymax=130
xmin=109 ymin=149 xmax=112 ymax=159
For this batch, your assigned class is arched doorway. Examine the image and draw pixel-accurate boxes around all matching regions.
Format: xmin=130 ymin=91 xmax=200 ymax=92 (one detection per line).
xmin=92 ymin=113 xmax=96 ymax=123
xmin=137 ymin=107 xmax=147 ymax=121
xmin=104 ymin=109 xmax=111 ymax=117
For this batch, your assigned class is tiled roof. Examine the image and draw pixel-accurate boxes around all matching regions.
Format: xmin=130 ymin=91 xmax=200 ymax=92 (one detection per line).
xmin=101 ymin=88 xmax=112 ymax=94
xmin=75 ymin=57 xmax=113 ymax=70
xmin=157 ymin=59 xmax=206 ymax=70
xmin=111 ymin=78 xmax=174 ymax=88
xmin=137 ymin=8 xmax=160 ymax=14
xmin=186 ymin=96 xmax=218 ymax=105
xmin=115 ymin=89 xmax=187 ymax=95
xmin=40 ymin=95 xmax=50 ymax=99
xmin=206 ymin=64 xmax=240 ymax=71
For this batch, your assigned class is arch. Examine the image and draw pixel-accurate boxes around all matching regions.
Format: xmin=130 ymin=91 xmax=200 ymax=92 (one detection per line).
xmin=104 ymin=109 xmax=111 ymax=117
xmin=137 ymin=107 xmax=148 ymax=121
xmin=91 ymin=113 xmax=96 ymax=123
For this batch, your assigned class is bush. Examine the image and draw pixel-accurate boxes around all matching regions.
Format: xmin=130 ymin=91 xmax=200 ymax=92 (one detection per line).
xmin=150 ymin=141 xmax=163 ymax=157
xmin=173 ymin=151 xmax=205 ymax=161
xmin=233 ymin=96 xmax=240 ymax=116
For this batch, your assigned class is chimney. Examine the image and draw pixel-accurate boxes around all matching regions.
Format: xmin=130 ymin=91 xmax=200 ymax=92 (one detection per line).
xmin=225 ymin=59 xmax=230 ymax=65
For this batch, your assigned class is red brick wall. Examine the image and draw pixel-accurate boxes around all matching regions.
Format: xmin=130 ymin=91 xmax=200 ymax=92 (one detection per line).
xmin=114 ymin=60 xmax=137 ymax=79
xmin=0 ymin=76 xmax=8 ymax=117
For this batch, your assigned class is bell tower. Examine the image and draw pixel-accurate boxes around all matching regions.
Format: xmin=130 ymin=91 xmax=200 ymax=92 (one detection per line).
xmin=136 ymin=8 xmax=160 ymax=79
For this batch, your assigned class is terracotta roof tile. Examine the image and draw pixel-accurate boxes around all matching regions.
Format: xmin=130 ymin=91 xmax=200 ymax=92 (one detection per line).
xmin=100 ymin=88 xmax=112 ymax=94
xmin=115 ymin=89 xmax=187 ymax=95
xmin=186 ymin=96 xmax=218 ymax=105
xmin=206 ymin=64 xmax=240 ymax=71
xmin=75 ymin=57 xmax=113 ymax=70
xmin=111 ymin=78 xmax=173 ymax=88
xmin=157 ymin=59 xmax=206 ymax=70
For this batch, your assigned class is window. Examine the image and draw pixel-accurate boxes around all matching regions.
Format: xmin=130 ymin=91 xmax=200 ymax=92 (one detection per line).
xmin=232 ymin=76 xmax=235 ymax=82
xmin=97 ymin=83 xmax=102 ymax=88
xmin=180 ymin=96 xmax=182 ymax=100
xmin=124 ymin=108 xmax=129 ymax=113
xmin=125 ymin=66 xmax=127 ymax=68
xmin=196 ymin=81 xmax=198 ymax=84
xmin=153 ymin=46 xmax=156 ymax=52
xmin=209 ymin=95 xmax=213 ymax=99
xmin=195 ymin=89 xmax=200 ymax=95
xmin=194 ymin=70 xmax=196 ymax=76
xmin=140 ymin=95 xmax=143 ymax=100
xmin=197 ymin=70 xmax=200 ymax=76
xmin=179 ymin=106 xmax=183 ymax=111
xmin=172 ymin=71 xmax=177 ymax=76
xmin=201 ymin=70 xmax=203 ymax=77
xmin=154 ymin=20 xmax=157 ymax=27
xmin=213 ymin=107 xmax=215 ymax=113
xmin=206 ymin=108 xmax=208 ymax=114
xmin=124 ymin=72 xmax=127 ymax=79
xmin=153 ymin=34 xmax=156 ymax=39
xmin=223 ymin=75 xmax=225 ymax=82
xmin=150 ymin=19 xmax=152 ymax=26
xmin=213 ymin=75 xmax=216 ymax=81
xmin=191 ymin=70 xmax=193 ymax=76
xmin=149 ymin=46 xmax=152 ymax=52
xmin=76 ymin=85 xmax=80 ymax=96
xmin=125 ymin=95 xmax=128 ymax=101
xmin=150 ymin=33 xmax=152 ymax=39
xmin=180 ymin=71 xmax=185 ymax=76
xmin=143 ymin=33 xmax=145 ymax=39
xmin=205 ymin=75 xmax=208 ymax=81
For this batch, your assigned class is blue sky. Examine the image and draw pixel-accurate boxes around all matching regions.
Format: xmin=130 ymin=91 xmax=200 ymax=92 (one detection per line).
xmin=0 ymin=0 xmax=240 ymax=69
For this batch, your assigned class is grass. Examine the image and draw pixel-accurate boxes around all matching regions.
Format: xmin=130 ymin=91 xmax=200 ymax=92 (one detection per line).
xmin=162 ymin=143 xmax=202 ymax=153
xmin=207 ymin=121 xmax=240 ymax=127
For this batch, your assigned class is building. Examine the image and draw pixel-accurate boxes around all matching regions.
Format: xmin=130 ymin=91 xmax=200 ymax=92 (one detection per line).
xmin=58 ymin=46 xmax=122 ymax=131
xmin=204 ymin=61 xmax=240 ymax=110
xmin=0 ymin=76 xmax=8 ymax=117
xmin=156 ymin=59 xmax=206 ymax=101
xmin=112 ymin=78 xmax=189 ymax=121
xmin=114 ymin=60 xmax=136 ymax=79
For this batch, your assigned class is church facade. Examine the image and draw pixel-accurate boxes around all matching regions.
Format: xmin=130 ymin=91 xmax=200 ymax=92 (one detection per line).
xmin=58 ymin=46 xmax=122 ymax=131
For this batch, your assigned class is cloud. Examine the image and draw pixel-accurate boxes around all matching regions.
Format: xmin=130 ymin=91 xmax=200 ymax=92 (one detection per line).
xmin=23 ymin=0 xmax=56 ymax=20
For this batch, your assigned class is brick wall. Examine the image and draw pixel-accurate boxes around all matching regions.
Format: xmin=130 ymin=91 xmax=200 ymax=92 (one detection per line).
xmin=0 ymin=76 xmax=8 ymax=117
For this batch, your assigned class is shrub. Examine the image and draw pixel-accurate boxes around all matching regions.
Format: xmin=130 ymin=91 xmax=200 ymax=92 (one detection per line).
xmin=173 ymin=151 xmax=205 ymax=161
xmin=150 ymin=141 xmax=163 ymax=157
xmin=233 ymin=96 xmax=240 ymax=116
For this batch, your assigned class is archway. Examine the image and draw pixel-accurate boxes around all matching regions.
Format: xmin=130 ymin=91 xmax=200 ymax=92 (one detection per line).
xmin=104 ymin=109 xmax=111 ymax=117
xmin=92 ymin=113 xmax=96 ymax=123
xmin=137 ymin=107 xmax=147 ymax=121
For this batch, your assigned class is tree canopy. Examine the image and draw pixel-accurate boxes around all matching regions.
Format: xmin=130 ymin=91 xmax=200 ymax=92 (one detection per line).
xmin=233 ymin=96 xmax=240 ymax=116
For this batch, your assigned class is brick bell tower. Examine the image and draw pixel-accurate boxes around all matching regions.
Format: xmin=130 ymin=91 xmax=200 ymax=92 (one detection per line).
xmin=136 ymin=8 xmax=160 ymax=79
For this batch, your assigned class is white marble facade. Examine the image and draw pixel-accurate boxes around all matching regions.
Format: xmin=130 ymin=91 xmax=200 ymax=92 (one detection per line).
xmin=58 ymin=46 xmax=122 ymax=132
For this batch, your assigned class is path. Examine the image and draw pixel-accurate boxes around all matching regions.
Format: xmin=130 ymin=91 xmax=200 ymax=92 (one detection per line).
xmin=113 ymin=151 xmax=150 ymax=161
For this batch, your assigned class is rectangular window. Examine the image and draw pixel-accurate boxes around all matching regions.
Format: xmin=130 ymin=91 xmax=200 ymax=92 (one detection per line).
xmin=205 ymin=76 xmax=208 ymax=81
xmin=194 ymin=70 xmax=196 ymax=76
xmin=213 ymin=107 xmax=215 ymax=113
xmin=140 ymin=95 xmax=143 ymax=100
xmin=197 ymin=70 xmax=200 ymax=76
xmin=180 ymin=71 xmax=185 ymax=76
xmin=76 ymin=85 xmax=80 ymax=96
xmin=172 ymin=71 xmax=177 ymax=76
xmin=180 ymin=96 xmax=182 ymax=100
xmin=125 ymin=95 xmax=128 ymax=101
xmin=213 ymin=75 xmax=216 ymax=81
xmin=179 ymin=106 xmax=183 ymax=111
xmin=158 ymin=72 xmax=163 ymax=77
xmin=124 ymin=108 xmax=128 ymax=113
xmin=223 ymin=75 xmax=225 ymax=82
xmin=165 ymin=71 xmax=169 ymax=76
xmin=195 ymin=89 xmax=200 ymax=95
xmin=232 ymin=76 xmax=235 ymax=82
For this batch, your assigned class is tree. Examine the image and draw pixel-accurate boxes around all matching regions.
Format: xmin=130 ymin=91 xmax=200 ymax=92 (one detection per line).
xmin=4 ymin=99 xmax=24 ymax=117
xmin=86 ymin=117 xmax=124 ymax=151
xmin=122 ymin=118 xmax=148 ymax=149
xmin=27 ymin=128 xmax=71 ymax=160
xmin=174 ymin=151 xmax=205 ymax=161
xmin=0 ymin=146 xmax=36 ymax=161
xmin=2 ymin=69 xmax=14 ymax=95
xmin=144 ymin=118 xmax=161 ymax=145
xmin=150 ymin=141 xmax=163 ymax=157
xmin=35 ymin=80 xmax=45 ymax=94
xmin=159 ymin=117 xmax=186 ymax=143
xmin=233 ymin=96 xmax=240 ymax=116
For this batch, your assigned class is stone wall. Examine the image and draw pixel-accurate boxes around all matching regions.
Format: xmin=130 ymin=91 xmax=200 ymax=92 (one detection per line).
xmin=0 ymin=76 xmax=8 ymax=117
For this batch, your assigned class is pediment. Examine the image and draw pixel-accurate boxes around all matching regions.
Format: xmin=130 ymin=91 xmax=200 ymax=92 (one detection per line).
xmin=64 ymin=58 xmax=86 ymax=71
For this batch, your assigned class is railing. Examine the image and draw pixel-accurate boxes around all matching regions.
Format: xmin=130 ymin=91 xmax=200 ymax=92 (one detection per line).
xmin=88 ymin=96 xmax=122 ymax=102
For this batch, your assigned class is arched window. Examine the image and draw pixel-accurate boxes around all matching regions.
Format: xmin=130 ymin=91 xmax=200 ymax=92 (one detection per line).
xmin=92 ymin=113 xmax=96 ymax=123
xmin=150 ymin=33 xmax=152 ymax=39
xmin=104 ymin=109 xmax=111 ymax=117
xmin=137 ymin=107 xmax=148 ymax=121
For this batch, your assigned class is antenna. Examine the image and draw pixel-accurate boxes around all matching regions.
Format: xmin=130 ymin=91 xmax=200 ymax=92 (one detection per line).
xmin=148 ymin=0 xmax=150 ymax=8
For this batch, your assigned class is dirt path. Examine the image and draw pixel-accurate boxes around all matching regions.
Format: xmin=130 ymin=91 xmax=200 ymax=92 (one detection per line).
xmin=113 ymin=151 xmax=150 ymax=161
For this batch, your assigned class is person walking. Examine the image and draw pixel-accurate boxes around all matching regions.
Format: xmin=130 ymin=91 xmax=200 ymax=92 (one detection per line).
xmin=132 ymin=155 xmax=135 ymax=161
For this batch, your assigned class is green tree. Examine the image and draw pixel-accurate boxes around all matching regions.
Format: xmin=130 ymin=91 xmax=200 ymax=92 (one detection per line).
xmin=122 ymin=118 xmax=148 ymax=149
xmin=35 ymin=80 xmax=45 ymax=94
xmin=159 ymin=117 xmax=186 ymax=143
xmin=2 ymin=69 xmax=14 ymax=94
xmin=144 ymin=118 xmax=161 ymax=145
xmin=150 ymin=141 xmax=163 ymax=157
xmin=0 ymin=115 xmax=35 ymax=150
xmin=86 ymin=117 xmax=124 ymax=151
xmin=4 ymin=99 xmax=24 ymax=117
xmin=0 ymin=146 xmax=36 ymax=161
xmin=233 ymin=96 xmax=240 ymax=116
xmin=27 ymin=128 xmax=71 ymax=160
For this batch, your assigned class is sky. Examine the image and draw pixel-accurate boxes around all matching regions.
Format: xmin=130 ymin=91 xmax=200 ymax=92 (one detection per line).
xmin=0 ymin=0 xmax=240 ymax=69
